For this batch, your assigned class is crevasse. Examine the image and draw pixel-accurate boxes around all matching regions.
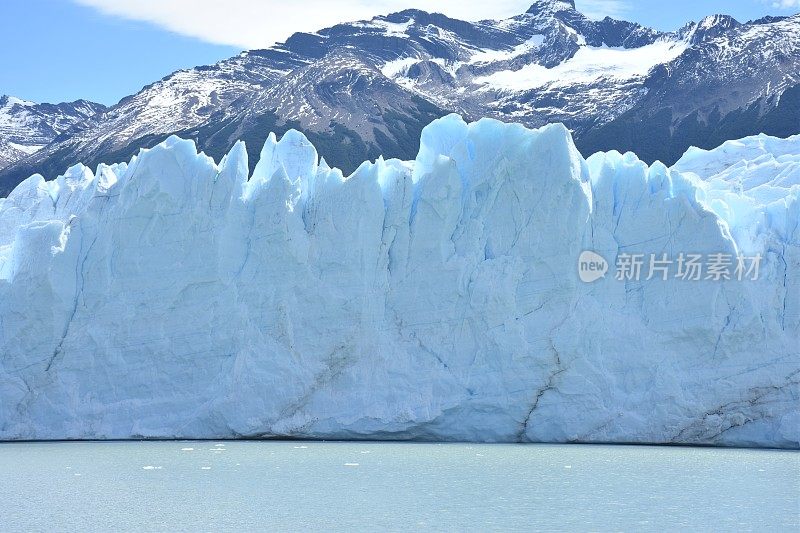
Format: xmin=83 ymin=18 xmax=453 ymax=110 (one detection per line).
xmin=0 ymin=115 xmax=797 ymax=447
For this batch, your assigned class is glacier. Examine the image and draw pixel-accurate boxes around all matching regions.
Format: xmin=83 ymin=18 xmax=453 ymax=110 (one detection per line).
xmin=0 ymin=115 xmax=797 ymax=447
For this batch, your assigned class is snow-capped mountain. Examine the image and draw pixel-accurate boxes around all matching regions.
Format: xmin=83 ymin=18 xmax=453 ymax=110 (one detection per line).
xmin=1 ymin=116 xmax=797 ymax=446
xmin=580 ymin=14 xmax=800 ymax=162
xmin=0 ymin=1 xmax=798 ymax=195
xmin=0 ymin=96 xmax=105 ymax=171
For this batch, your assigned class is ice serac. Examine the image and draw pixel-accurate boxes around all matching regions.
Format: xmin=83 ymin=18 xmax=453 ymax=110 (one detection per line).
xmin=0 ymin=116 xmax=798 ymax=447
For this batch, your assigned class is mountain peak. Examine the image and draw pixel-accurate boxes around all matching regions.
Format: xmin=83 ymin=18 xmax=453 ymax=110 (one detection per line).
xmin=526 ymin=0 xmax=577 ymax=15
xmin=697 ymin=14 xmax=741 ymax=29
xmin=0 ymin=95 xmax=35 ymax=108
xmin=685 ymin=14 xmax=741 ymax=43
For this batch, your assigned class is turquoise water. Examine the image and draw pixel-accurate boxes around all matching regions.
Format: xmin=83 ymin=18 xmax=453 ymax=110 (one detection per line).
xmin=0 ymin=442 xmax=797 ymax=531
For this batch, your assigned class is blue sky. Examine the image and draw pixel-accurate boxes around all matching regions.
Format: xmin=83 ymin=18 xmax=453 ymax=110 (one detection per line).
xmin=1 ymin=0 xmax=798 ymax=106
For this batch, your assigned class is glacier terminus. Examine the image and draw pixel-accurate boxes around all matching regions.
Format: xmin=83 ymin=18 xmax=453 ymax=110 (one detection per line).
xmin=0 ymin=115 xmax=797 ymax=447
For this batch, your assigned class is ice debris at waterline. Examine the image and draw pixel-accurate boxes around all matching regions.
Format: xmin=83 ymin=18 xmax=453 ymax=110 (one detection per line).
xmin=0 ymin=115 xmax=798 ymax=447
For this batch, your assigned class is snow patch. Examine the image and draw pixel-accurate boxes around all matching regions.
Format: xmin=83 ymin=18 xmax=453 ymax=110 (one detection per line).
xmin=468 ymin=35 xmax=546 ymax=64
xmin=381 ymin=57 xmax=420 ymax=78
xmin=7 ymin=142 xmax=44 ymax=155
xmin=476 ymin=40 xmax=687 ymax=90
xmin=368 ymin=18 xmax=414 ymax=37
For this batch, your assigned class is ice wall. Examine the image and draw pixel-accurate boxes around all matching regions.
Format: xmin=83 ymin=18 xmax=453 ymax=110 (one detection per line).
xmin=0 ymin=116 xmax=797 ymax=447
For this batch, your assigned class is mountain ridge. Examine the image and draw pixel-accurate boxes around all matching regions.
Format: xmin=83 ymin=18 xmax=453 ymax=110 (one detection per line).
xmin=0 ymin=95 xmax=106 ymax=171
xmin=1 ymin=2 xmax=798 ymax=195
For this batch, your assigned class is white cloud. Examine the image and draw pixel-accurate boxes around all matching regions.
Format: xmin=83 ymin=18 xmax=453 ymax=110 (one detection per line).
xmin=766 ymin=0 xmax=800 ymax=8
xmin=575 ymin=0 xmax=631 ymax=20
xmin=71 ymin=0 xmax=538 ymax=50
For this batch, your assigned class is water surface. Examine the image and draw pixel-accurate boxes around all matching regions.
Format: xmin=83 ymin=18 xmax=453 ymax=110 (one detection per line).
xmin=1 ymin=442 xmax=797 ymax=531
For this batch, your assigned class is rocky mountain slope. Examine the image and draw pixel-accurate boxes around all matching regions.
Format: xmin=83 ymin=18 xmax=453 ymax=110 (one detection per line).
xmin=0 ymin=96 xmax=105 ymax=171
xmin=0 ymin=0 xmax=798 ymax=195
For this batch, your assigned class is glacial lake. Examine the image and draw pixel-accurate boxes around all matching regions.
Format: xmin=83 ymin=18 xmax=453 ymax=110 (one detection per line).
xmin=0 ymin=441 xmax=797 ymax=531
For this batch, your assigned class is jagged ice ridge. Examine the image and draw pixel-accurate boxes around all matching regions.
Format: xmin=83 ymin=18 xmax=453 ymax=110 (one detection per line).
xmin=0 ymin=115 xmax=798 ymax=447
